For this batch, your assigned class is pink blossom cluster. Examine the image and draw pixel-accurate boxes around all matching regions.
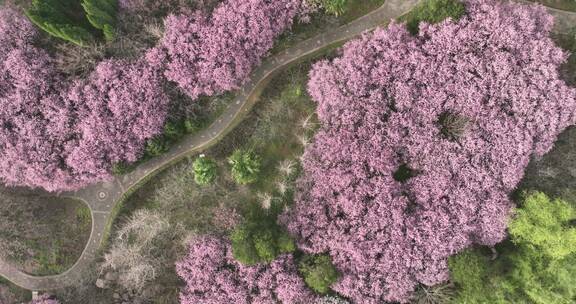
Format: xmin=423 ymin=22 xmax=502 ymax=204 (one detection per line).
xmin=281 ymin=1 xmax=576 ymax=303
xmin=147 ymin=0 xmax=301 ymax=99
xmin=28 ymin=295 xmax=59 ymax=304
xmin=177 ymin=235 xmax=317 ymax=304
xmin=0 ymin=8 xmax=168 ymax=191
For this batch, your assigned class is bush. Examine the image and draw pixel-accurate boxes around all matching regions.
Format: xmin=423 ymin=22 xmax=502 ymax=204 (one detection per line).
xmin=145 ymin=137 xmax=168 ymax=156
xmin=401 ymin=0 xmax=466 ymax=34
xmin=299 ymin=254 xmax=339 ymax=294
xmin=228 ymin=149 xmax=262 ymax=185
xmin=192 ymin=156 xmax=217 ymax=185
xmin=230 ymin=207 xmax=295 ymax=265
xmin=25 ymin=0 xmax=117 ymax=46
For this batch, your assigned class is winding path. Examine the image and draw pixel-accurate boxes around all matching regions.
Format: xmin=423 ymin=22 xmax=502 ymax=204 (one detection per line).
xmin=0 ymin=0 xmax=420 ymax=291
xmin=0 ymin=0 xmax=574 ymax=293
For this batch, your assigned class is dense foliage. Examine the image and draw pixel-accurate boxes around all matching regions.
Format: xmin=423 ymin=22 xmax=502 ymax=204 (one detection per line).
xmin=0 ymin=9 xmax=168 ymax=191
xmin=449 ymin=192 xmax=576 ymax=303
xmin=192 ymin=156 xmax=218 ymax=185
xmin=298 ymin=254 xmax=339 ymax=294
xmin=177 ymin=235 xmax=317 ymax=304
xmin=281 ymin=0 xmax=576 ymax=302
xmin=147 ymin=0 xmax=301 ymax=99
xmin=82 ymin=0 xmax=118 ymax=41
xmin=231 ymin=206 xmax=295 ymax=265
xmin=25 ymin=0 xmax=117 ymax=45
xmin=228 ymin=149 xmax=262 ymax=185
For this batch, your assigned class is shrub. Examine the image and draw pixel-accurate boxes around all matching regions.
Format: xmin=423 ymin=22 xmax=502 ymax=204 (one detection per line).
xmin=193 ymin=156 xmax=217 ymax=185
xmin=228 ymin=149 xmax=262 ymax=185
xmin=231 ymin=208 xmax=295 ymax=265
xmin=449 ymin=193 xmax=576 ymax=303
xmin=298 ymin=254 xmax=339 ymax=294
xmin=401 ymin=0 xmax=466 ymax=34
xmin=177 ymin=236 xmax=317 ymax=304
xmin=145 ymin=137 xmax=168 ymax=156
xmin=281 ymin=0 xmax=576 ymax=302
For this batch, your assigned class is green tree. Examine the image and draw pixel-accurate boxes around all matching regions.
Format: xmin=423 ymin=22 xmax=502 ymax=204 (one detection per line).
xmin=82 ymin=0 xmax=117 ymax=41
xmin=25 ymin=0 xmax=117 ymax=46
xmin=228 ymin=149 xmax=262 ymax=185
xmin=508 ymin=192 xmax=576 ymax=259
xmin=400 ymin=0 xmax=466 ymax=34
xmin=230 ymin=207 xmax=295 ymax=265
xmin=298 ymin=254 xmax=339 ymax=294
xmin=193 ymin=156 xmax=217 ymax=185
xmin=449 ymin=192 xmax=576 ymax=304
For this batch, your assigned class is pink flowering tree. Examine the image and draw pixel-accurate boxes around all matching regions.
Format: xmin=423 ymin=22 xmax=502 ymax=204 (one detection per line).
xmin=28 ymin=295 xmax=59 ymax=304
xmin=281 ymin=0 xmax=576 ymax=303
xmin=0 ymin=8 xmax=169 ymax=192
xmin=176 ymin=235 xmax=317 ymax=304
xmin=66 ymin=59 xmax=169 ymax=182
xmin=147 ymin=0 xmax=301 ymax=99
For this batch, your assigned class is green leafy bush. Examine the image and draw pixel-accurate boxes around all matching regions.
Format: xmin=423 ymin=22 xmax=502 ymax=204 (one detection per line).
xmin=228 ymin=149 xmax=262 ymax=185
xmin=298 ymin=254 xmax=339 ymax=294
xmin=145 ymin=137 xmax=168 ymax=156
xmin=509 ymin=191 xmax=576 ymax=259
xmin=230 ymin=207 xmax=295 ymax=265
xmin=449 ymin=192 xmax=576 ymax=304
xmin=401 ymin=0 xmax=466 ymax=34
xmin=193 ymin=156 xmax=217 ymax=185
xmin=25 ymin=0 xmax=117 ymax=46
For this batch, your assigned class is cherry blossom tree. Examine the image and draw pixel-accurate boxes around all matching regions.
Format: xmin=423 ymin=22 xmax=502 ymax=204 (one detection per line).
xmin=177 ymin=235 xmax=317 ymax=304
xmin=0 ymin=8 xmax=168 ymax=192
xmin=65 ymin=59 xmax=169 ymax=182
xmin=281 ymin=0 xmax=576 ymax=303
xmin=147 ymin=0 xmax=301 ymax=99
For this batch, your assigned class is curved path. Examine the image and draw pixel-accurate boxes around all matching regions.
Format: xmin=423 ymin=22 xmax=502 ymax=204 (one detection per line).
xmin=0 ymin=0 xmax=420 ymax=291
xmin=0 ymin=0 xmax=574 ymax=292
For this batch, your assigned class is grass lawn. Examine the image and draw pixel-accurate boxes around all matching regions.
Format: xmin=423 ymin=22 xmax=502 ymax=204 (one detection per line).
xmin=528 ymin=0 xmax=576 ymax=12
xmin=0 ymin=276 xmax=30 ymax=303
xmin=0 ymin=193 xmax=91 ymax=276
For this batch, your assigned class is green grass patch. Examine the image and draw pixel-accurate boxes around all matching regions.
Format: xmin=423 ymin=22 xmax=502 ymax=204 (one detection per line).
xmin=272 ymin=0 xmax=385 ymax=53
xmin=399 ymin=0 xmax=466 ymax=34
xmin=529 ymin=0 xmax=576 ymax=12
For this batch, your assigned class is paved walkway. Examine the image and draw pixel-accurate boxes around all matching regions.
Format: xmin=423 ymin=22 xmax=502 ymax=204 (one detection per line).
xmin=0 ymin=0 xmax=421 ymax=291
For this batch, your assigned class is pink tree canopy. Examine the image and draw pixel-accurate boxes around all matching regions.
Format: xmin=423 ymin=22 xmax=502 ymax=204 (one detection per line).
xmin=177 ymin=236 xmax=317 ymax=304
xmin=0 ymin=8 xmax=168 ymax=192
xmin=281 ymin=0 xmax=576 ymax=303
xmin=147 ymin=0 xmax=301 ymax=99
